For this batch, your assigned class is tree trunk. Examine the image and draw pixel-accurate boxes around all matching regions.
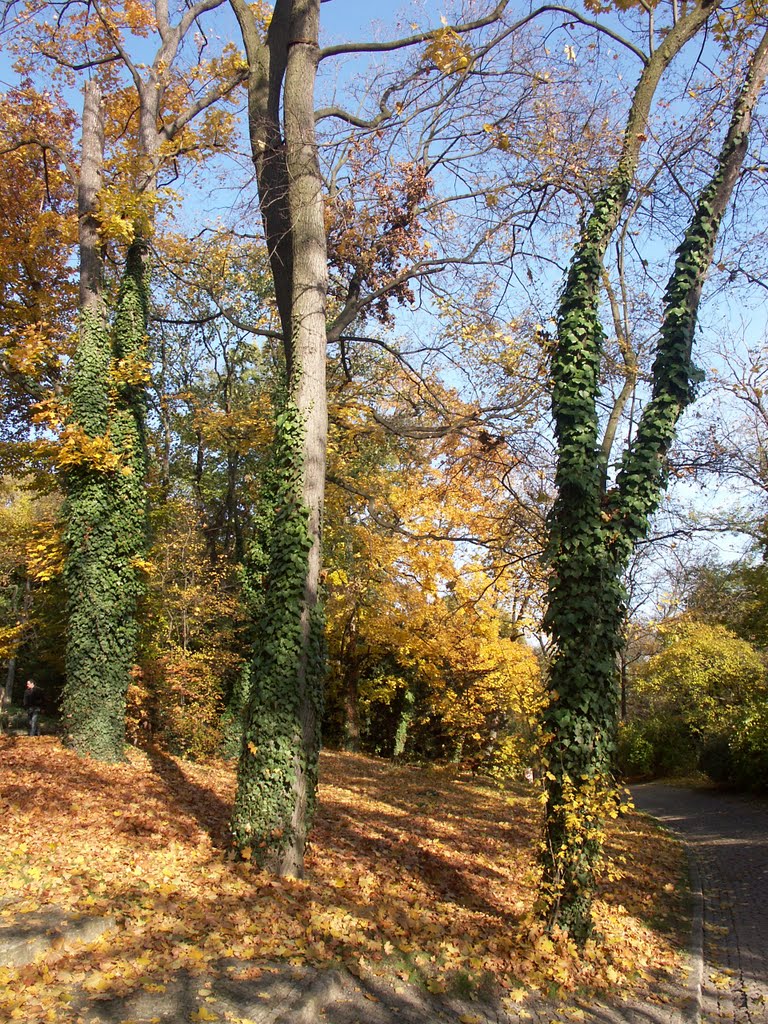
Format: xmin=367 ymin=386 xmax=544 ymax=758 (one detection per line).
xmin=61 ymin=1 xmax=238 ymax=758
xmin=110 ymin=235 xmax=151 ymax=669
xmin=230 ymin=0 xmax=328 ymax=878
xmin=541 ymin=19 xmax=768 ymax=940
xmin=342 ymin=655 xmax=362 ymax=752
xmin=4 ymin=657 xmax=15 ymax=709
xmin=3 ymin=577 xmax=31 ymax=708
xmin=62 ymin=81 xmax=130 ymax=759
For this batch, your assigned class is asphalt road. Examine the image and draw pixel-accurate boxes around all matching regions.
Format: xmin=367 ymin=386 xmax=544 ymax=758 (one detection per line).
xmin=632 ymin=783 xmax=768 ymax=1024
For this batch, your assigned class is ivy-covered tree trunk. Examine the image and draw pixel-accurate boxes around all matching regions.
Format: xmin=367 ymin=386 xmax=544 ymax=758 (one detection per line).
xmin=541 ymin=23 xmax=768 ymax=940
xmin=229 ymin=0 xmax=328 ymax=877
xmin=61 ymin=4 xmax=240 ymax=758
xmin=61 ymin=83 xmax=151 ymax=761
xmin=62 ymin=82 xmax=126 ymax=758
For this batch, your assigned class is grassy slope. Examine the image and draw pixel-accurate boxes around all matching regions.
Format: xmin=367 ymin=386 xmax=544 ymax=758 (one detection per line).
xmin=0 ymin=738 xmax=688 ymax=1021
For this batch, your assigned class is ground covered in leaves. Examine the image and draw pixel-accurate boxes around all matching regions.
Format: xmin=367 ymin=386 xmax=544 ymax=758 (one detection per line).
xmin=0 ymin=738 xmax=689 ymax=1023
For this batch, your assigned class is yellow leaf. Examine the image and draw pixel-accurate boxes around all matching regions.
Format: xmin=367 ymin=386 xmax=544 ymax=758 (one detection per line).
xmin=507 ymin=987 xmax=527 ymax=1003
xmin=190 ymin=1009 xmax=219 ymax=1022
xmin=240 ymin=846 xmax=252 ymax=860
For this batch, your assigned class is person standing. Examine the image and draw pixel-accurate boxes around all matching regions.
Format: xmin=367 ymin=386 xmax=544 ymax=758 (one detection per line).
xmin=23 ymin=679 xmax=44 ymax=736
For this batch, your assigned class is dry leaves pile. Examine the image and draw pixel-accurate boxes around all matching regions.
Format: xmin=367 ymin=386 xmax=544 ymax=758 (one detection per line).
xmin=0 ymin=738 xmax=687 ymax=1022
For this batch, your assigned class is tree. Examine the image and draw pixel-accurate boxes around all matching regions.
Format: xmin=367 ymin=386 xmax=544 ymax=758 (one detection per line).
xmin=226 ymin=0 xmax=574 ymax=877
xmin=541 ymin=8 xmax=768 ymax=939
xmin=1 ymin=0 xmax=249 ymax=758
xmin=685 ymin=336 xmax=768 ymax=547
xmin=640 ymin=619 xmax=766 ymax=736
xmin=0 ymin=478 xmax=66 ymax=708
xmin=60 ymin=80 xmax=138 ymax=757
xmin=683 ymin=557 xmax=768 ymax=647
xmin=227 ymin=0 xmax=329 ymax=877
xmin=0 ymin=83 xmax=77 ymax=472
xmin=127 ymin=494 xmax=244 ymax=757
xmin=634 ymin=617 xmax=768 ymax=789
xmin=320 ymin=350 xmax=545 ymax=759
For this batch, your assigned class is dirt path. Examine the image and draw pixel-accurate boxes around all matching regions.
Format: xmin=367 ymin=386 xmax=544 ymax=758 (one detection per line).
xmin=632 ymin=783 xmax=768 ymax=1024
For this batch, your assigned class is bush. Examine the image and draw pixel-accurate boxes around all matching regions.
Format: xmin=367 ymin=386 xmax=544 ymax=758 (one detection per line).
xmin=730 ymin=703 xmax=768 ymax=791
xmin=639 ymin=621 xmax=766 ymax=737
xmin=616 ymin=722 xmax=654 ymax=778
xmin=615 ymin=717 xmax=698 ymax=780
xmin=689 ymin=701 xmax=768 ymax=790
xmin=128 ymin=649 xmax=225 ymax=759
xmin=0 ymin=704 xmax=28 ymax=734
xmin=468 ymin=731 xmax=540 ymax=782
xmin=699 ymin=735 xmax=733 ymax=784
xmin=0 ymin=703 xmax=58 ymax=736
xmin=701 ymin=703 xmax=768 ymax=790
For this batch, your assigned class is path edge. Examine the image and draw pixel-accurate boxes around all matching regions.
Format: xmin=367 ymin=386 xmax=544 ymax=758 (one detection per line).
xmin=634 ymin=806 xmax=704 ymax=1024
xmin=681 ymin=843 xmax=704 ymax=1024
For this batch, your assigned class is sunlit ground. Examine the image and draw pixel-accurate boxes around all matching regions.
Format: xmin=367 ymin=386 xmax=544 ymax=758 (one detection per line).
xmin=0 ymin=738 xmax=688 ymax=1022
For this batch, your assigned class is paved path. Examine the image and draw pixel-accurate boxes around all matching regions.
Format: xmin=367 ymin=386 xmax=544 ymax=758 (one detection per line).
xmin=632 ymin=784 xmax=768 ymax=1024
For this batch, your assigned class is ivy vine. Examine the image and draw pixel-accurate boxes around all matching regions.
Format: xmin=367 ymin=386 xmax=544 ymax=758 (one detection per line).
xmin=542 ymin=65 xmax=760 ymax=941
xmin=61 ymin=240 xmax=150 ymax=762
xmin=229 ymin=399 xmax=326 ymax=874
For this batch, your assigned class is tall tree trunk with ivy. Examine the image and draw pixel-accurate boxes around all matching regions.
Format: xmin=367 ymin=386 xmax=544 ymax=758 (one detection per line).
xmin=60 ymin=3 xmax=244 ymax=758
xmin=542 ymin=23 xmax=768 ymax=940
xmin=228 ymin=0 xmax=328 ymax=877
xmin=61 ymin=80 xmax=152 ymax=760
xmin=62 ymin=83 xmax=126 ymax=758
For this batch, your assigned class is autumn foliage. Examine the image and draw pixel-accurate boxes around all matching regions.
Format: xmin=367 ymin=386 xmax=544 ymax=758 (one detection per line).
xmin=0 ymin=738 xmax=688 ymax=1022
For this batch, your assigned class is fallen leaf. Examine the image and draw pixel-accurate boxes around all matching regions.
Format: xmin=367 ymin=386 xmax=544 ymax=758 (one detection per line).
xmin=190 ymin=1008 xmax=219 ymax=1022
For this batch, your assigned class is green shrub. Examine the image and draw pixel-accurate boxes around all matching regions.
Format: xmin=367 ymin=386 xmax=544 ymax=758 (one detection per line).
xmin=616 ymin=722 xmax=655 ymax=778
xmin=699 ymin=734 xmax=733 ymax=784
xmin=693 ymin=703 xmax=768 ymax=790
xmin=616 ymin=716 xmax=698 ymax=779
xmin=726 ymin=703 xmax=768 ymax=791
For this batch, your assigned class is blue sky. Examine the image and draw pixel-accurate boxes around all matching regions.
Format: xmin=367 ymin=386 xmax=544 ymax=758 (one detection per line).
xmin=319 ymin=1 xmax=446 ymax=43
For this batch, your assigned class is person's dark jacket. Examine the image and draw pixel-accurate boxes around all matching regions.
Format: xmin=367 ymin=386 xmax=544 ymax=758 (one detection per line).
xmin=23 ymin=685 xmax=44 ymax=710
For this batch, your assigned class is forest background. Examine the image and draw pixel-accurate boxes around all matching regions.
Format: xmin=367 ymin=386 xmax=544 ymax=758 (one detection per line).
xmin=2 ymin=0 xmax=768 ymax=937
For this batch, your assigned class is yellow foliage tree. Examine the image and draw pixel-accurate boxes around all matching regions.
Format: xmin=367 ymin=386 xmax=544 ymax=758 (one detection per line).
xmin=324 ymin=359 xmax=546 ymax=770
xmin=0 ymin=478 xmax=66 ymax=703
xmin=639 ymin=619 xmax=767 ymax=736
xmin=0 ymin=85 xmax=78 ymax=475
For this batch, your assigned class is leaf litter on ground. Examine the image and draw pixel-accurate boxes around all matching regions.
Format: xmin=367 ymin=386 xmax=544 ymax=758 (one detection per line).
xmin=0 ymin=737 xmax=689 ymax=1023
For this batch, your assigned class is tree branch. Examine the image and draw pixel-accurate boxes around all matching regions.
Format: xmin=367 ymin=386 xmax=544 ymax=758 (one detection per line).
xmin=0 ymin=136 xmax=79 ymax=189
xmin=320 ymin=3 xmax=647 ymax=65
